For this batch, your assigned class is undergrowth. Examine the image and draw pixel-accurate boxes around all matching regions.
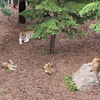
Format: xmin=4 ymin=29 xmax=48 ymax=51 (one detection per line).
xmin=1 ymin=90 xmax=8 ymax=94
xmin=64 ymin=76 xmax=77 ymax=92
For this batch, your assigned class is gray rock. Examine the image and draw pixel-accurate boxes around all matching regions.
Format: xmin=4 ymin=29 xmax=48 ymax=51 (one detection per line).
xmin=72 ymin=63 xmax=100 ymax=91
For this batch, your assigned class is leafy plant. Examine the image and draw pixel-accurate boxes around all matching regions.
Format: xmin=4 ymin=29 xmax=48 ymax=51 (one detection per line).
xmin=39 ymin=50 xmax=50 ymax=55
xmin=79 ymin=1 xmax=100 ymax=18
xmin=64 ymin=76 xmax=77 ymax=92
xmin=79 ymin=1 xmax=100 ymax=33
xmin=1 ymin=90 xmax=8 ymax=94
xmin=0 ymin=0 xmax=12 ymax=16
xmin=4 ymin=67 xmax=11 ymax=73
xmin=89 ymin=22 xmax=100 ymax=34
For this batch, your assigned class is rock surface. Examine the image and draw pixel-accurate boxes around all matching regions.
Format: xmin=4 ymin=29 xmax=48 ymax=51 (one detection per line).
xmin=72 ymin=63 xmax=100 ymax=91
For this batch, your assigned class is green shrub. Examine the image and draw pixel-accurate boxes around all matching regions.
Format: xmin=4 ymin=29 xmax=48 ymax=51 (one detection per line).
xmin=64 ymin=76 xmax=77 ymax=92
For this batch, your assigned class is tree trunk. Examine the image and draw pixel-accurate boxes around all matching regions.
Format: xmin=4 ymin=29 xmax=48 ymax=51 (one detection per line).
xmin=50 ymin=35 xmax=56 ymax=53
xmin=8 ymin=0 xmax=11 ymax=4
xmin=49 ymin=0 xmax=61 ymax=53
xmin=18 ymin=0 xmax=26 ymax=24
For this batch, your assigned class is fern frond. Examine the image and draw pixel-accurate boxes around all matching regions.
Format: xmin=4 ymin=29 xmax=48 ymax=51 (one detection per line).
xmin=58 ymin=12 xmax=77 ymax=28
xmin=3 ymin=8 xmax=12 ymax=16
xmin=90 ymin=22 xmax=100 ymax=34
xmin=63 ymin=27 xmax=85 ymax=39
xmin=36 ymin=0 xmax=63 ymax=12
xmin=64 ymin=1 xmax=87 ymax=13
xmin=0 ymin=0 xmax=12 ymax=16
xmin=43 ymin=18 xmax=59 ymax=30
xmin=79 ymin=2 xmax=100 ymax=18
xmin=19 ymin=9 xmax=34 ymax=18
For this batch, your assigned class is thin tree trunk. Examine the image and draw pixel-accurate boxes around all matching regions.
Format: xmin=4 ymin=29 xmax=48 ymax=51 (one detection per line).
xmin=49 ymin=0 xmax=62 ymax=53
xmin=50 ymin=35 xmax=56 ymax=53
xmin=8 ymin=0 xmax=11 ymax=4
xmin=18 ymin=0 xmax=26 ymax=24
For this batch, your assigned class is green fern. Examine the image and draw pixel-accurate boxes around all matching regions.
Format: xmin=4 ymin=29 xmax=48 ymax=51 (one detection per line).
xmin=0 ymin=0 xmax=12 ymax=16
xmin=90 ymin=22 xmax=100 ymax=34
xmin=20 ymin=9 xmax=35 ymax=18
xmin=79 ymin=2 xmax=100 ymax=18
xmin=64 ymin=76 xmax=77 ymax=92
xmin=79 ymin=1 xmax=100 ymax=33
xmin=32 ymin=18 xmax=60 ymax=39
xmin=36 ymin=0 xmax=63 ymax=12
xmin=3 ymin=8 xmax=12 ymax=16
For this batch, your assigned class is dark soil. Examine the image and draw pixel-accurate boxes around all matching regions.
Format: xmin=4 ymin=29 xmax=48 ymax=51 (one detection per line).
xmin=0 ymin=5 xmax=100 ymax=100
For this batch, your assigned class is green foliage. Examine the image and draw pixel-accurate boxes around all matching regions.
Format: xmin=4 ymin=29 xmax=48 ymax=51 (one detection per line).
xmin=4 ymin=67 xmax=11 ymax=73
xmin=39 ymin=50 xmax=50 ymax=55
xmin=20 ymin=0 xmax=89 ymax=40
xmin=36 ymin=0 xmax=63 ymax=12
xmin=63 ymin=1 xmax=87 ymax=13
xmin=64 ymin=76 xmax=77 ymax=92
xmin=64 ymin=1 xmax=98 ymax=24
xmin=0 ymin=0 xmax=7 ymax=7
xmin=0 ymin=0 xmax=12 ymax=16
xmin=3 ymin=8 xmax=12 ymax=16
xmin=79 ymin=1 xmax=100 ymax=33
xmin=90 ymin=22 xmax=100 ymax=34
xmin=20 ymin=9 xmax=35 ymax=19
xmin=20 ymin=0 xmax=99 ymax=52
xmin=79 ymin=2 xmax=100 ymax=18
xmin=1 ymin=90 xmax=8 ymax=94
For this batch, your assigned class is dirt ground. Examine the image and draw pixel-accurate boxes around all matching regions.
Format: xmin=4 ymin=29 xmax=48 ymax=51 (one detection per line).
xmin=0 ymin=6 xmax=100 ymax=100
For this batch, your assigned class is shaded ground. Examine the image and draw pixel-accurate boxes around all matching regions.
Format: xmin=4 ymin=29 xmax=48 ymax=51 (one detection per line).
xmin=0 ymin=5 xmax=100 ymax=100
